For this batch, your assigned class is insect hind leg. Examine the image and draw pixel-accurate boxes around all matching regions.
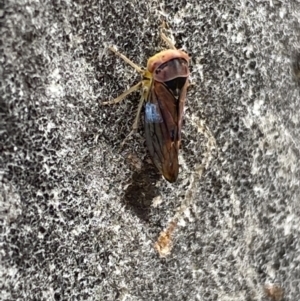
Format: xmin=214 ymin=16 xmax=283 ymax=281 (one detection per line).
xmin=120 ymin=94 xmax=144 ymax=149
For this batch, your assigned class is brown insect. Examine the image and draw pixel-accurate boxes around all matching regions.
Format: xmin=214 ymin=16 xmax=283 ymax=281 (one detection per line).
xmin=102 ymin=28 xmax=190 ymax=182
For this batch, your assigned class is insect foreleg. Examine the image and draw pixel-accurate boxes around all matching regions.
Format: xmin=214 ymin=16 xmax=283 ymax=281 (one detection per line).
xmin=109 ymin=46 xmax=144 ymax=74
xmin=159 ymin=21 xmax=176 ymax=50
xmin=160 ymin=31 xmax=176 ymax=50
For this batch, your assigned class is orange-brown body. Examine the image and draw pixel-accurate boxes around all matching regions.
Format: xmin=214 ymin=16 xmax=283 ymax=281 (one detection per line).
xmin=103 ymin=34 xmax=190 ymax=182
xmin=143 ymin=49 xmax=189 ymax=182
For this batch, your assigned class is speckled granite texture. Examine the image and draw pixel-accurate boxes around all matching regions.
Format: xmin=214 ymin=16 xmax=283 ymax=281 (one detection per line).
xmin=1 ymin=0 xmax=300 ymax=300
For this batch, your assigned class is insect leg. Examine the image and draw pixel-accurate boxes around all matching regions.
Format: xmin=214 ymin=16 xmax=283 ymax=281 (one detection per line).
xmin=159 ymin=21 xmax=176 ymax=50
xmin=160 ymin=31 xmax=176 ymax=50
xmin=120 ymin=94 xmax=144 ymax=148
xmin=109 ymin=46 xmax=144 ymax=74
xmin=102 ymin=81 xmax=142 ymax=105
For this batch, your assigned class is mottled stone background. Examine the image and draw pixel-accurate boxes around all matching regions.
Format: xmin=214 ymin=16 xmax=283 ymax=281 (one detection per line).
xmin=1 ymin=0 xmax=300 ymax=300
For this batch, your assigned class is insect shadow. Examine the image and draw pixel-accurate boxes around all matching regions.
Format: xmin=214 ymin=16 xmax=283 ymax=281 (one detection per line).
xmin=123 ymin=159 xmax=161 ymax=222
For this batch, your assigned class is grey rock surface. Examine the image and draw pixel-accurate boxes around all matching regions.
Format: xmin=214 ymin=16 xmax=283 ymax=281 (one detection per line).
xmin=1 ymin=0 xmax=300 ymax=300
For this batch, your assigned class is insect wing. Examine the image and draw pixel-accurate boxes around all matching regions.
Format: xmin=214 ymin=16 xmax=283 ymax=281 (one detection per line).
xmin=177 ymin=79 xmax=188 ymax=143
xmin=145 ymin=78 xmax=188 ymax=183
xmin=145 ymin=102 xmax=163 ymax=123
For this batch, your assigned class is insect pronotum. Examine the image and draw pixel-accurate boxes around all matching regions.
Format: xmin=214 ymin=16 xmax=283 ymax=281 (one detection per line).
xmin=102 ymin=29 xmax=190 ymax=183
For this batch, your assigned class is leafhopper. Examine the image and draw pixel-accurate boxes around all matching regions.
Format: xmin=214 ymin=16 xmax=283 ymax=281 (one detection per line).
xmin=102 ymin=29 xmax=190 ymax=183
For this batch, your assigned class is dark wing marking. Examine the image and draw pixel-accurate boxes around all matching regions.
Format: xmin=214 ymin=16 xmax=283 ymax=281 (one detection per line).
xmin=144 ymin=78 xmax=188 ymax=183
